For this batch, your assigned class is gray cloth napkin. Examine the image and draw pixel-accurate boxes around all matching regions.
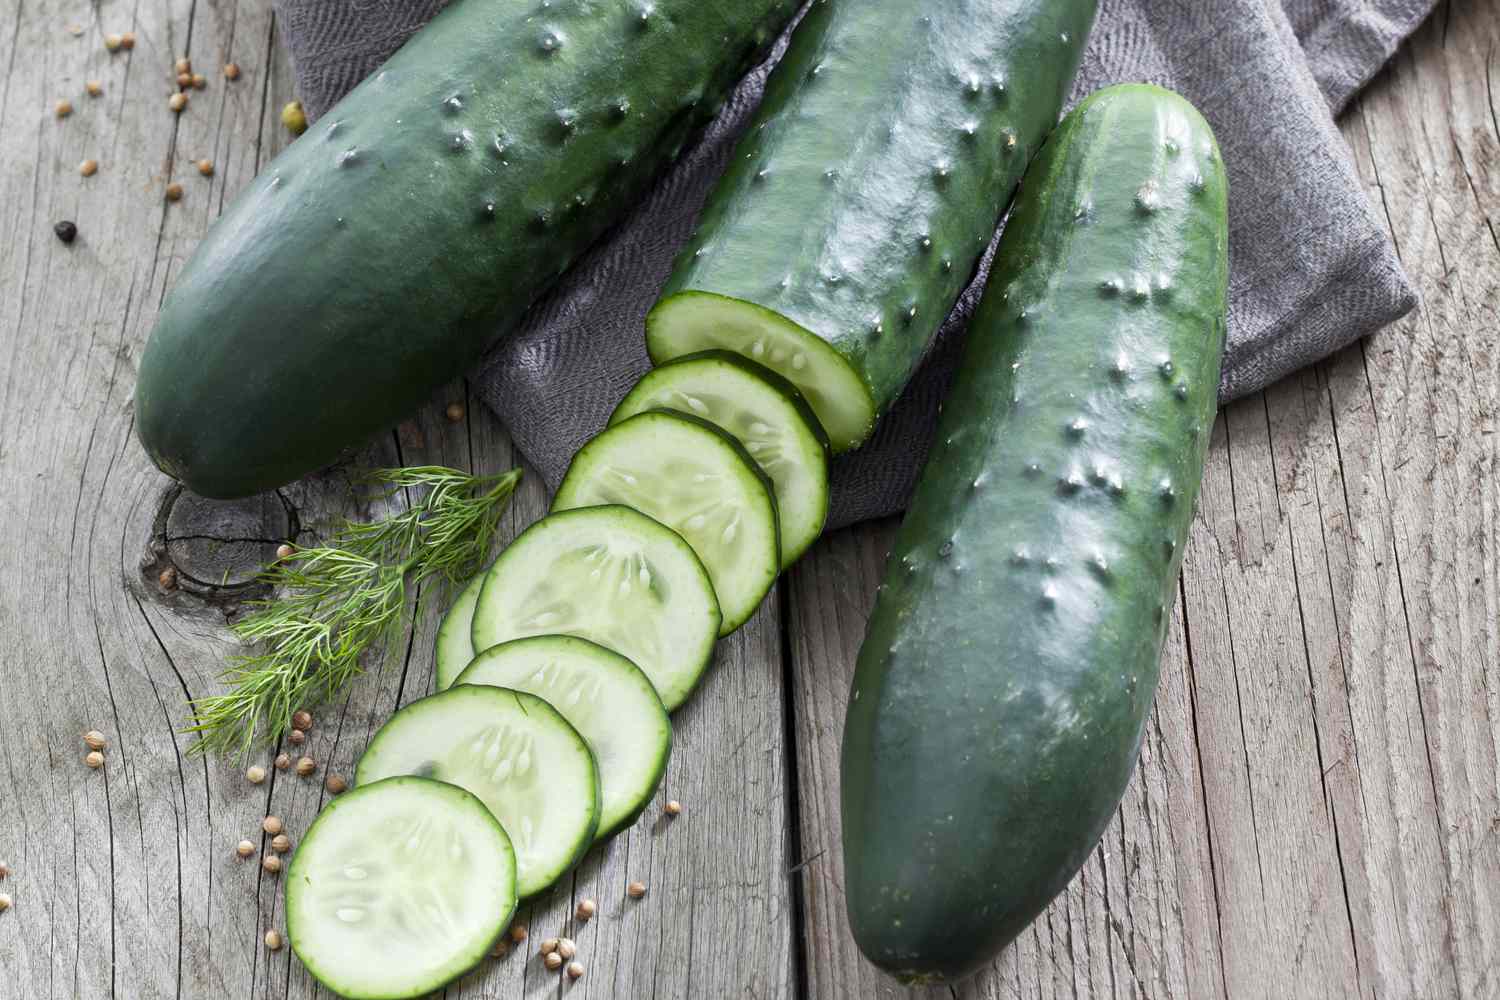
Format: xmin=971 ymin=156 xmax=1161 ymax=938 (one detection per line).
xmin=275 ymin=0 xmax=1429 ymax=529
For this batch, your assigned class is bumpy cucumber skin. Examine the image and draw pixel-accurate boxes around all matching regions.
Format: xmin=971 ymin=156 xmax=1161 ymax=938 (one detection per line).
xmin=649 ymin=0 xmax=1097 ymax=449
xmin=135 ymin=0 xmax=801 ymax=499
xmin=840 ymin=85 xmax=1229 ymax=983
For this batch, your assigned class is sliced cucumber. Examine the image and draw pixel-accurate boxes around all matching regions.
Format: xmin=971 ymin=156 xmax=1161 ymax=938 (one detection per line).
xmin=457 ymin=636 xmax=672 ymax=840
xmin=355 ymin=687 xmax=599 ymax=898
xmin=610 ymin=350 xmax=830 ymax=568
xmin=552 ymin=410 xmax=780 ymax=635
xmin=646 ymin=291 xmax=877 ymax=454
xmin=467 ymin=506 xmax=721 ymax=709
xmin=286 ymin=776 xmax=516 ymax=1000
xmin=434 ymin=572 xmax=484 ymax=689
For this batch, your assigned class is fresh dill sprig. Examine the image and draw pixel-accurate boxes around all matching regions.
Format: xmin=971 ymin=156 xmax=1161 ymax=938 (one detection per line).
xmin=184 ymin=465 xmax=523 ymax=758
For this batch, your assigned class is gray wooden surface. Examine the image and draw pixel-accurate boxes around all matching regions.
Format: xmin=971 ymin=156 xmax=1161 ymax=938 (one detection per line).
xmin=0 ymin=1 xmax=1494 ymax=997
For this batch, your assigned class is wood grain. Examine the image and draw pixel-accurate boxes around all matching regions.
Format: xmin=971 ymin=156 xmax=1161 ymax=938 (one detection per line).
xmin=0 ymin=0 xmax=1494 ymax=998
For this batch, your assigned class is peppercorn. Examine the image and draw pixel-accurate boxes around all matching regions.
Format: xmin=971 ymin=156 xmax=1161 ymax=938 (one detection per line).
xmin=325 ymin=774 xmax=347 ymax=795
xmin=165 ymin=183 xmax=184 ymax=203
xmin=291 ymin=710 xmax=313 ymax=732
xmin=224 ymin=63 xmax=241 ymax=81
xmin=262 ymin=816 xmax=283 ymax=836
xmin=274 ymin=753 xmax=291 ymax=771
xmin=236 ymin=840 xmax=255 ymax=859
xmin=261 ymin=855 xmax=281 ymax=875
xmin=168 ymin=93 xmax=188 ymax=113
xmin=83 ymin=730 xmax=106 ymax=751
xmin=79 ymin=159 xmax=98 ymax=177
xmin=246 ymin=765 xmax=266 ymax=785
xmin=295 ymin=756 xmax=316 ymax=777
xmin=264 ymin=930 xmax=283 ymax=951
xmin=281 ymin=101 xmax=307 ymax=136
xmin=271 ymin=834 xmax=291 ymax=854
xmin=575 ymin=898 xmax=596 ymax=921
xmin=55 ymin=99 xmax=72 ymax=118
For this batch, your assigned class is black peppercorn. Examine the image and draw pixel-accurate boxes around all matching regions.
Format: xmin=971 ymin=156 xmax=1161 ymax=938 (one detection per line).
xmin=54 ymin=220 xmax=77 ymax=244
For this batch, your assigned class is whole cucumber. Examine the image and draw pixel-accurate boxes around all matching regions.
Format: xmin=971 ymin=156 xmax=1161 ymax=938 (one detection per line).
xmin=840 ymin=84 xmax=1229 ymax=983
xmin=136 ymin=0 xmax=800 ymax=498
xmin=646 ymin=0 xmax=1098 ymax=452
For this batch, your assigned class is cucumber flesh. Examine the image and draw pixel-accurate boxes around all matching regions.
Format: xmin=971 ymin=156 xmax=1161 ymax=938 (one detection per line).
xmin=434 ymin=572 xmax=484 ymax=690
xmin=286 ymin=776 xmax=517 ymax=1000
xmin=553 ymin=410 xmax=780 ymax=635
xmin=468 ymin=505 xmax=721 ymax=710
xmin=457 ymin=636 xmax=672 ymax=840
xmin=646 ymin=292 xmax=875 ymax=454
xmin=611 ymin=350 xmax=830 ymax=568
xmin=356 ymin=687 xmax=599 ymax=898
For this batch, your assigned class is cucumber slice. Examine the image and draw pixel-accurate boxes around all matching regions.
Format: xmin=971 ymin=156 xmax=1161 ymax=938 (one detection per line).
xmin=552 ymin=410 xmax=780 ymax=635
xmin=466 ymin=506 xmax=721 ymax=709
xmin=286 ymin=776 xmax=517 ymax=1000
xmin=434 ymin=572 xmax=484 ymax=689
xmin=457 ymin=636 xmax=672 ymax=839
xmin=646 ymin=291 xmax=877 ymax=454
xmin=355 ymin=687 xmax=599 ymax=898
xmin=610 ymin=351 xmax=830 ymax=568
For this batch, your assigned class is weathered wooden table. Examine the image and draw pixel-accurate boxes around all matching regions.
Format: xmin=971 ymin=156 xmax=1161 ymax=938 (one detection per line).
xmin=2 ymin=2 xmax=1496 ymax=997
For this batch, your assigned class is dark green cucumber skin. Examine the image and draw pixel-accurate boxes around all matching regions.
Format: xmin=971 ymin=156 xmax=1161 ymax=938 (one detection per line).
xmin=651 ymin=0 xmax=1097 ymax=421
xmin=840 ymin=84 xmax=1229 ymax=983
xmin=135 ymin=0 xmax=800 ymax=499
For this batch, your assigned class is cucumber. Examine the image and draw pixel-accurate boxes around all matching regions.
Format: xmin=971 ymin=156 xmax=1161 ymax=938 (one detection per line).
xmin=840 ymin=84 xmax=1229 ymax=982
xmin=610 ymin=351 xmax=829 ymax=567
xmin=467 ymin=505 xmax=721 ymax=710
xmin=286 ymin=776 xmax=517 ymax=1000
xmin=645 ymin=0 xmax=1098 ymax=452
xmin=134 ymin=0 xmax=803 ymax=499
xmin=434 ymin=572 xmax=485 ymax=688
xmin=356 ymin=686 xmax=600 ymax=898
xmin=552 ymin=411 xmax=779 ymax=635
xmin=457 ymin=635 xmax=672 ymax=839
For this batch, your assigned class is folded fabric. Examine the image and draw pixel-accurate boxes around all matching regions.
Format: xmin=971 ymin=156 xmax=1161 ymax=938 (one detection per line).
xmin=274 ymin=0 xmax=1429 ymax=529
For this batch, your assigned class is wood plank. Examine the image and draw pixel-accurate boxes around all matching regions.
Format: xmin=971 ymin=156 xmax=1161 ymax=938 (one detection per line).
xmin=0 ymin=3 xmax=797 ymax=998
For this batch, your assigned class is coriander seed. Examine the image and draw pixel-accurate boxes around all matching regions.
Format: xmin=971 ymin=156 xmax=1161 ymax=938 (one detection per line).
xmin=566 ymin=961 xmax=584 ymax=981
xmin=291 ymin=710 xmax=313 ymax=732
xmin=224 ymin=63 xmax=241 ymax=81
xmin=176 ymin=73 xmax=192 ymax=89
xmin=626 ymin=881 xmax=646 ymax=899
xmin=84 ymin=731 xmax=107 ymax=751
xmin=325 ymin=774 xmax=347 ymax=795
xmin=490 ymin=940 xmax=509 ymax=959
xmin=288 ymin=729 xmax=306 ymax=745
xmin=664 ymin=800 xmax=682 ymax=817
xmin=55 ymin=99 xmax=73 ymax=118
xmin=79 ymin=159 xmax=98 ymax=177
xmin=276 ymin=543 xmax=296 ymax=561
xmin=295 ymin=756 xmax=316 ymax=777
xmin=246 ymin=765 xmax=267 ymax=784
xmin=85 ymin=81 xmax=103 ymax=97
xmin=274 ymin=753 xmax=291 ymax=771
xmin=168 ymin=93 xmax=188 ymax=113
xmin=104 ymin=34 xmax=123 ymax=52
xmin=261 ymin=855 xmax=281 ymax=875
xmin=85 ymin=751 xmax=104 ymax=769
xmin=262 ymin=816 xmax=283 ymax=836
xmin=445 ymin=402 xmax=465 ymax=423
xmin=191 ymin=74 xmax=207 ymax=89
xmin=540 ymin=938 xmax=559 ymax=955
xmin=165 ymin=182 xmax=184 ymax=202
xmin=265 ymin=929 xmax=283 ymax=951
xmin=197 ymin=159 xmax=214 ymax=177
xmin=543 ymin=952 xmax=563 ymax=972
xmin=509 ymin=923 xmax=528 ymax=944
xmin=271 ymin=834 xmax=291 ymax=854
xmin=120 ymin=32 xmax=136 ymax=50
xmin=557 ymin=938 xmax=576 ymax=960
xmin=175 ymin=57 xmax=192 ymax=75
xmin=158 ymin=566 xmax=178 ymax=589
xmin=0 ymin=862 xmax=9 ymax=879
xmin=236 ymin=840 xmax=255 ymax=859
xmin=0 ymin=894 xmax=11 ymax=913
xmin=575 ymin=898 xmax=596 ymax=921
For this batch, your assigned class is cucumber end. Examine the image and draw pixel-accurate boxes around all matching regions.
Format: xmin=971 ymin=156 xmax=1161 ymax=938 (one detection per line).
xmin=646 ymin=291 xmax=876 ymax=454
